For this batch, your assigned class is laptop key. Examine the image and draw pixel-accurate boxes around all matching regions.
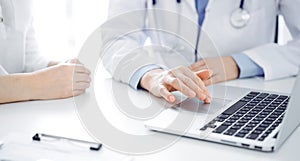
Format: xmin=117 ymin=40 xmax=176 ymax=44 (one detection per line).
xmin=249 ymin=92 xmax=260 ymax=95
xmin=247 ymin=133 xmax=259 ymax=140
xmin=243 ymin=116 xmax=252 ymax=121
xmin=215 ymin=118 xmax=225 ymax=122
xmin=213 ymin=125 xmax=229 ymax=134
xmin=257 ymin=93 xmax=269 ymax=98
xmin=224 ymin=129 xmax=237 ymax=136
xmin=252 ymin=130 xmax=262 ymax=135
xmin=231 ymin=125 xmax=242 ymax=130
xmin=225 ymin=119 xmax=236 ymax=124
xmin=257 ymin=114 xmax=267 ymax=118
xmin=239 ymin=130 xmax=250 ymax=134
xmin=265 ymin=129 xmax=273 ymax=134
xmin=218 ymin=114 xmax=230 ymax=119
xmin=223 ymin=122 xmax=232 ymax=126
xmin=235 ymin=122 xmax=245 ymax=126
xmin=273 ymin=122 xmax=280 ymax=127
xmin=234 ymin=113 xmax=244 ymax=117
xmin=259 ymin=123 xmax=270 ymax=128
xmin=262 ymin=120 xmax=273 ymax=125
xmin=238 ymin=119 xmax=249 ymax=124
xmin=237 ymin=110 xmax=247 ymax=114
xmin=235 ymin=133 xmax=246 ymax=138
xmin=256 ymin=126 xmax=266 ymax=131
xmin=263 ymin=108 xmax=273 ymax=113
xmin=269 ymin=94 xmax=279 ymax=98
xmin=253 ymin=117 xmax=264 ymax=121
xmin=250 ymin=120 xmax=260 ymax=125
xmin=246 ymin=123 xmax=257 ymax=128
xmin=278 ymin=95 xmax=288 ymax=99
xmin=242 ymin=126 xmax=254 ymax=131
xmin=266 ymin=117 xmax=276 ymax=122
xmin=222 ymin=101 xmax=247 ymax=115
xmin=207 ymin=124 xmax=217 ymax=128
xmin=200 ymin=126 xmax=207 ymax=131
xmin=249 ymin=110 xmax=259 ymax=114
xmin=269 ymin=126 xmax=276 ymax=131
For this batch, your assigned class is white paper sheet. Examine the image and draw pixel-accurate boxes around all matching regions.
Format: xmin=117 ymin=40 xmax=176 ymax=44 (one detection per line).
xmin=0 ymin=134 xmax=132 ymax=161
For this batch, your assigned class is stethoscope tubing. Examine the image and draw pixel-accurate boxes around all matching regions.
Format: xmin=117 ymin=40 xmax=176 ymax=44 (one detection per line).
xmin=150 ymin=0 xmax=247 ymax=62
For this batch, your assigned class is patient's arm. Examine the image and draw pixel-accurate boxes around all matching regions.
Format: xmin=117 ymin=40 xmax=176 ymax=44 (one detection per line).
xmin=0 ymin=62 xmax=91 ymax=104
xmin=0 ymin=73 xmax=34 ymax=103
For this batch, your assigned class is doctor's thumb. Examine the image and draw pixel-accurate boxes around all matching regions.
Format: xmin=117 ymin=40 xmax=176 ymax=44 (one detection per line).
xmin=195 ymin=69 xmax=213 ymax=80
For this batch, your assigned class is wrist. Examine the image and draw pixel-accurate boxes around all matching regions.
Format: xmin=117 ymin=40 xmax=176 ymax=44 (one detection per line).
xmin=11 ymin=73 xmax=38 ymax=101
xmin=226 ymin=56 xmax=239 ymax=79
xmin=140 ymin=69 xmax=164 ymax=91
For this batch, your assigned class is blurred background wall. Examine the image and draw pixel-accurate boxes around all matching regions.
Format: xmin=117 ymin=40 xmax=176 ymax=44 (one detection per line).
xmin=32 ymin=0 xmax=109 ymax=61
xmin=32 ymin=0 xmax=292 ymax=61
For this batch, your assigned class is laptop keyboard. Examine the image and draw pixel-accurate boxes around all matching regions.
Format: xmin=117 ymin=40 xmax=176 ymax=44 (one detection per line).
xmin=200 ymin=92 xmax=289 ymax=141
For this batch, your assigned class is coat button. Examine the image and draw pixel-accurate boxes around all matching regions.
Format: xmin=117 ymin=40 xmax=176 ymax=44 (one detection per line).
xmin=0 ymin=17 xmax=3 ymax=23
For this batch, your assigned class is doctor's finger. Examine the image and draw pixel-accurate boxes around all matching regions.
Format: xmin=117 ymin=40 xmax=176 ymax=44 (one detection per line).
xmin=196 ymin=69 xmax=213 ymax=80
xmin=174 ymin=67 xmax=210 ymax=97
xmin=203 ymin=79 xmax=213 ymax=86
xmin=158 ymin=85 xmax=176 ymax=103
xmin=172 ymin=66 xmax=208 ymax=94
xmin=164 ymin=77 xmax=196 ymax=98
xmin=176 ymin=73 xmax=208 ymax=100
xmin=190 ymin=60 xmax=206 ymax=70
xmin=179 ymin=66 xmax=203 ymax=86
xmin=182 ymin=69 xmax=210 ymax=96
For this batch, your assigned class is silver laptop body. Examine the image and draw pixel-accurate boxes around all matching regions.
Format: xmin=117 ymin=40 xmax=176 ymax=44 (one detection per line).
xmin=145 ymin=74 xmax=300 ymax=152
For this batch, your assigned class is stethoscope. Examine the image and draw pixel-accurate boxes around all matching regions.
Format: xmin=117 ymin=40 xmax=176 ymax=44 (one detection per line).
xmin=0 ymin=5 xmax=3 ymax=23
xmin=150 ymin=0 xmax=250 ymax=62
xmin=230 ymin=0 xmax=250 ymax=28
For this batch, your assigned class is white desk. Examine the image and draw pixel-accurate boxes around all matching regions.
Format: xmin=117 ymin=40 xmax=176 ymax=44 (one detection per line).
xmin=0 ymin=76 xmax=298 ymax=161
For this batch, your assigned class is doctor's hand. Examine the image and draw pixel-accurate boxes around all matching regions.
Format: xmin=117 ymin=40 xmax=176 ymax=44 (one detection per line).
xmin=30 ymin=61 xmax=91 ymax=100
xmin=140 ymin=66 xmax=212 ymax=103
xmin=190 ymin=56 xmax=239 ymax=85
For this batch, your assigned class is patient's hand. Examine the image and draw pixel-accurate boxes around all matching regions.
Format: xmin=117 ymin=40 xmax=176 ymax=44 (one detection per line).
xmin=140 ymin=66 xmax=212 ymax=103
xmin=0 ymin=59 xmax=90 ymax=104
xmin=190 ymin=56 xmax=239 ymax=85
xmin=31 ymin=60 xmax=91 ymax=100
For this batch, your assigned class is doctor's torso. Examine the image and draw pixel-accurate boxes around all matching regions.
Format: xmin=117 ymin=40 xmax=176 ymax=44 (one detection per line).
xmin=146 ymin=0 xmax=278 ymax=63
xmin=0 ymin=0 xmax=33 ymax=74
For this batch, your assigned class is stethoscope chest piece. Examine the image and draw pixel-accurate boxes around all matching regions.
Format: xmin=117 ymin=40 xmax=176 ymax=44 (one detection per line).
xmin=230 ymin=8 xmax=250 ymax=28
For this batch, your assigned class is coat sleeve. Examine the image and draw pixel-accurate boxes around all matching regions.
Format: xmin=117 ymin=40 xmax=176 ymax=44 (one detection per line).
xmin=24 ymin=19 xmax=49 ymax=73
xmin=244 ymin=0 xmax=300 ymax=80
xmin=101 ymin=0 xmax=165 ymax=85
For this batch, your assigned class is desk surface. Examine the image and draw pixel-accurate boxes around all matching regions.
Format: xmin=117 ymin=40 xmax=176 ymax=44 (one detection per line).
xmin=0 ymin=74 xmax=298 ymax=161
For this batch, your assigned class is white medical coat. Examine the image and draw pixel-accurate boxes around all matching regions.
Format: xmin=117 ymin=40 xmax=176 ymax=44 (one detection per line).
xmin=0 ymin=0 xmax=48 ymax=75
xmin=102 ymin=0 xmax=300 ymax=85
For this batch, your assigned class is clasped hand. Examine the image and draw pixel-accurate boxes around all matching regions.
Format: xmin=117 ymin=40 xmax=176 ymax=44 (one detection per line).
xmin=140 ymin=56 xmax=239 ymax=103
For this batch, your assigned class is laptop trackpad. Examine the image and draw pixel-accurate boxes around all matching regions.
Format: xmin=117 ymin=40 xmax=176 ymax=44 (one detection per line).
xmin=176 ymin=97 xmax=232 ymax=115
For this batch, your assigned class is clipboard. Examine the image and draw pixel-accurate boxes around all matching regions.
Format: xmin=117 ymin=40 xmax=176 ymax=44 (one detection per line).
xmin=32 ymin=133 xmax=102 ymax=151
xmin=0 ymin=133 xmax=131 ymax=161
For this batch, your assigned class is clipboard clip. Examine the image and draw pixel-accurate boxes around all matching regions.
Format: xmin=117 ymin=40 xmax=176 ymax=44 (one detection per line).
xmin=32 ymin=133 xmax=102 ymax=151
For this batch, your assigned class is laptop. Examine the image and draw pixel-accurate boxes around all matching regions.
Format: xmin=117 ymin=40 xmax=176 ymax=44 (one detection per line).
xmin=145 ymin=73 xmax=300 ymax=152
